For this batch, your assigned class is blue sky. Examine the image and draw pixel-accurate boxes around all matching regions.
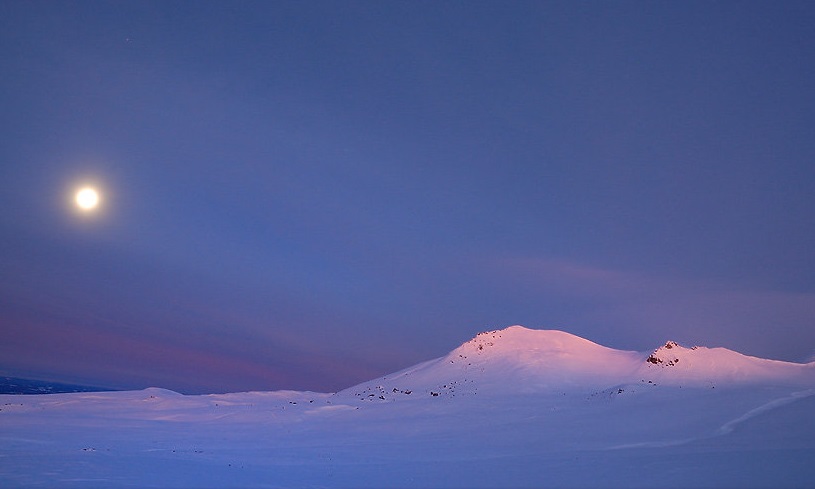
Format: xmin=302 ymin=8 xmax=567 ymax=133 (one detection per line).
xmin=2 ymin=1 xmax=814 ymax=393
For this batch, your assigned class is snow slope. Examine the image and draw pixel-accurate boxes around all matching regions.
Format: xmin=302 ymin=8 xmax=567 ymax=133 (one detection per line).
xmin=1 ymin=325 xmax=813 ymax=488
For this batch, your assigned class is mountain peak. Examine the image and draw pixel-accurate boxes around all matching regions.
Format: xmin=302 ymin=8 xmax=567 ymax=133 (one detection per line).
xmin=338 ymin=326 xmax=644 ymax=401
xmin=646 ymin=341 xmax=692 ymax=367
xmin=639 ymin=340 xmax=814 ymax=386
xmin=455 ymin=326 xmax=627 ymax=360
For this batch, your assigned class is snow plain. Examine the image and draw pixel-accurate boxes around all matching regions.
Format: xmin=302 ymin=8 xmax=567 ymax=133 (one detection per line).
xmin=1 ymin=325 xmax=814 ymax=488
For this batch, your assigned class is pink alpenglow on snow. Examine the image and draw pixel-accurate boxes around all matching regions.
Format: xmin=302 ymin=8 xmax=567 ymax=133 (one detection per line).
xmin=340 ymin=326 xmax=815 ymax=401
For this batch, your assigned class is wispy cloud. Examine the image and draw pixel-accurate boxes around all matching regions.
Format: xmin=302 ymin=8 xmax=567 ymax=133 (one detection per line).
xmin=486 ymin=256 xmax=815 ymax=362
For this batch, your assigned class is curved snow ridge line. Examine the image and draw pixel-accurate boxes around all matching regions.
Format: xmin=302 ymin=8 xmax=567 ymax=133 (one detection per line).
xmin=715 ymin=388 xmax=815 ymax=435
xmin=605 ymin=437 xmax=697 ymax=450
xmin=604 ymin=389 xmax=815 ymax=451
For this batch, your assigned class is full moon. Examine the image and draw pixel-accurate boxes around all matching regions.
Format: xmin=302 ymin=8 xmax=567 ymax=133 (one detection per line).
xmin=75 ymin=187 xmax=100 ymax=210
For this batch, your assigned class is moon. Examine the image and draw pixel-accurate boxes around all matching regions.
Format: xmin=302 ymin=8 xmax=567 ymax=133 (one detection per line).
xmin=75 ymin=187 xmax=100 ymax=210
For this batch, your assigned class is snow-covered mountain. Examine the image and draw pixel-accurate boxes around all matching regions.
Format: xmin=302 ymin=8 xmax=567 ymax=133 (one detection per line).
xmin=2 ymin=325 xmax=814 ymax=488
xmin=339 ymin=325 xmax=815 ymax=401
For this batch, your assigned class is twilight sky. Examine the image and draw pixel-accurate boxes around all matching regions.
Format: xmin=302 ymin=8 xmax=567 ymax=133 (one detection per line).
xmin=2 ymin=1 xmax=814 ymax=394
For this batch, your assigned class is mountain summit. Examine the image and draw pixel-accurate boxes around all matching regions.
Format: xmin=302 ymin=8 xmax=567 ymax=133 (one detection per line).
xmin=642 ymin=339 xmax=814 ymax=386
xmin=339 ymin=326 xmax=815 ymax=401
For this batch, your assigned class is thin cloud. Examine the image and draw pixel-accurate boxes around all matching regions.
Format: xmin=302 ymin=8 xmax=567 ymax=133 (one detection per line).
xmin=488 ymin=256 xmax=815 ymax=362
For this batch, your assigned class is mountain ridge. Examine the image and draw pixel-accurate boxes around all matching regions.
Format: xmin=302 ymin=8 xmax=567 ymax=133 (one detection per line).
xmin=338 ymin=325 xmax=815 ymax=401
xmin=0 ymin=376 xmax=119 ymax=395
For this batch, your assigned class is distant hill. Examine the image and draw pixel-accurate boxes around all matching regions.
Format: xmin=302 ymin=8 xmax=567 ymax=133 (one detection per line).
xmin=0 ymin=377 xmax=118 ymax=395
xmin=338 ymin=325 xmax=815 ymax=401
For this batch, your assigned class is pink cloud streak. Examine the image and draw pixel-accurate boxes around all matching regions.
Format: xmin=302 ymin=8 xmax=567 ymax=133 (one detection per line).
xmin=488 ymin=256 xmax=815 ymax=362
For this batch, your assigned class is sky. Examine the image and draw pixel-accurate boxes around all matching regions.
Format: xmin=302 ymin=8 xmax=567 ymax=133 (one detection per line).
xmin=1 ymin=1 xmax=814 ymax=394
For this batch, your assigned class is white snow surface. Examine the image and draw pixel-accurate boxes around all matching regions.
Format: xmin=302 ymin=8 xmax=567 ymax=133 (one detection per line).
xmin=1 ymin=325 xmax=814 ymax=488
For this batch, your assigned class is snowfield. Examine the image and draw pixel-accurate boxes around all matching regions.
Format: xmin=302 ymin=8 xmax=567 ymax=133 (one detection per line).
xmin=1 ymin=326 xmax=814 ymax=488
